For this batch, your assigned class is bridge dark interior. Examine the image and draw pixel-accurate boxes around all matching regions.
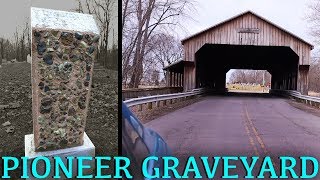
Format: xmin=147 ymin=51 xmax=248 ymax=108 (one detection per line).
xmin=195 ymin=44 xmax=299 ymax=91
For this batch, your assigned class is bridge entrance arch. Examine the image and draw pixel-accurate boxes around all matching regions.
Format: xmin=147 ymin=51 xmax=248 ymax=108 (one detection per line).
xmin=195 ymin=44 xmax=299 ymax=91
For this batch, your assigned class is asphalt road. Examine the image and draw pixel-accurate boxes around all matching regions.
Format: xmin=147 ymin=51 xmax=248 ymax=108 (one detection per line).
xmin=145 ymin=92 xmax=320 ymax=179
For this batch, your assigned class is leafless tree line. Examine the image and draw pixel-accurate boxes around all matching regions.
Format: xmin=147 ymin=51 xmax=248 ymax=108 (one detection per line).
xmin=75 ymin=0 xmax=118 ymax=70
xmin=307 ymin=1 xmax=320 ymax=92
xmin=1 ymin=0 xmax=118 ymax=70
xmin=229 ymin=70 xmax=271 ymax=85
xmin=0 ymin=20 xmax=30 ymax=65
xmin=309 ymin=57 xmax=320 ymax=92
xmin=122 ymin=0 xmax=195 ymax=88
xmin=138 ymin=33 xmax=184 ymax=87
xmin=308 ymin=0 xmax=320 ymax=45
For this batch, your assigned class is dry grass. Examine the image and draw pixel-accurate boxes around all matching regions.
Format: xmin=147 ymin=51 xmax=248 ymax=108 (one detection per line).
xmin=227 ymin=83 xmax=269 ymax=92
xmin=309 ymin=91 xmax=320 ymax=97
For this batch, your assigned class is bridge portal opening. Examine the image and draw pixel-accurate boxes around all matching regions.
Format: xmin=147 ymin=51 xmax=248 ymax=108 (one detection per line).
xmin=226 ymin=69 xmax=271 ymax=93
xmin=195 ymin=44 xmax=299 ymax=92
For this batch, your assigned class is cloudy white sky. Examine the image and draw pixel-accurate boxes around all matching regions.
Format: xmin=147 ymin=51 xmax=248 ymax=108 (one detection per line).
xmin=0 ymin=0 xmax=30 ymax=40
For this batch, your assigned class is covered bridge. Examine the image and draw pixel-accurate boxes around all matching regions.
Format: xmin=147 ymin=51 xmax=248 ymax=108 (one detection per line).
xmin=164 ymin=11 xmax=313 ymax=94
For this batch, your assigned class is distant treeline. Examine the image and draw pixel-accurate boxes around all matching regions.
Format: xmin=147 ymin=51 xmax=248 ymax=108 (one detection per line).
xmin=0 ymin=21 xmax=30 ymax=64
xmin=75 ymin=0 xmax=118 ymax=70
xmin=229 ymin=70 xmax=272 ymax=85
xmin=0 ymin=0 xmax=118 ymax=71
xmin=309 ymin=58 xmax=320 ymax=92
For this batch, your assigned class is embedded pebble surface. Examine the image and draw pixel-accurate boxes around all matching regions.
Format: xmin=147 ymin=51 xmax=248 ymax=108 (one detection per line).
xmin=32 ymin=29 xmax=99 ymax=151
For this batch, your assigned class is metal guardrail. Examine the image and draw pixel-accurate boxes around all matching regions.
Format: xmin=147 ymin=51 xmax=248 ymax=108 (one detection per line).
xmin=124 ymin=88 xmax=206 ymax=107
xmin=270 ymin=89 xmax=320 ymax=106
xmin=122 ymin=87 xmax=183 ymax=100
xmin=124 ymin=88 xmax=320 ymax=109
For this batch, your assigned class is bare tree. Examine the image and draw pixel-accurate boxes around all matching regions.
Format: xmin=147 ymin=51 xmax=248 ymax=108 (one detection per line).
xmin=0 ymin=18 xmax=31 ymax=64
xmin=74 ymin=0 xmax=84 ymax=13
xmin=27 ymin=21 xmax=31 ymax=55
xmin=141 ymin=68 xmax=160 ymax=86
xmin=150 ymin=33 xmax=183 ymax=75
xmin=74 ymin=0 xmax=117 ymax=69
xmin=0 ymin=38 xmax=4 ymax=65
xmin=20 ymin=23 xmax=28 ymax=62
xmin=308 ymin=0 xmax=320 ymax=45
xmin=229 ymin=70 xmax=246 ymax=84
xmin=151 ymin=69 xmax=160 ymax=86
xmin=306 ymin=1 xmax=320 ymax=93
xmin=229 ymin=70 xmax=271 ymax=85
xmin=309 ymin=57 xmax=320 ymax=92
xmin=122 ymin=0 xmax=195 ymax=88
xmin=13 ymin=28 xmax=19 ymax=62
xmin=4 ymin=39 xmax=11 ymax=60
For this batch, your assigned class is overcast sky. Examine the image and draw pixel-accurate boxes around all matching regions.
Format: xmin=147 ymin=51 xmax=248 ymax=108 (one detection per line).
xmin=0 ymin=0 xmax=76 ymax=39
xmin=31 ymin=0 xmax=78 ymax=12
xmin=0 ymin=0 xmax=118 ymax=47
xmin=0 ymin=0 xmax=30 ymax=39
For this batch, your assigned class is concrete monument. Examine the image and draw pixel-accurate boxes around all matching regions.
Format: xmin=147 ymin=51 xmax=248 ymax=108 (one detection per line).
xmin=25 ymin=7 xmax=100 ymax=178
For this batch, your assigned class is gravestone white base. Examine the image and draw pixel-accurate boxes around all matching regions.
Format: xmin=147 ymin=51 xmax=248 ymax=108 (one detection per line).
xmin=25 ymin=132 xmax=95 ymax=179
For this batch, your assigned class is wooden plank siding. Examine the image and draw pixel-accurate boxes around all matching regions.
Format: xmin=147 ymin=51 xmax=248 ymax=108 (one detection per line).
xmin=181 ymin=12 xmax=313 ymax=91
xmin=183 ymin=13 xmax=311 ymax=63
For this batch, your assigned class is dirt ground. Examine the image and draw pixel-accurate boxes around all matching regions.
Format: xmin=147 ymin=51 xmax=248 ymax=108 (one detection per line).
xmin=287 ymin=98 xmax=320 ymax=118
xmin=0 ymin=62 xmax=118 ymax=178
xmin=130 ymin=96 xmax=204 ymax=124
xmin=227 ymin=83 xmax=269 ymax=92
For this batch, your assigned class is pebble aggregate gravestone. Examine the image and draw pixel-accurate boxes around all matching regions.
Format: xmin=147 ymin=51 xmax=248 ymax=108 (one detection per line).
xmin=25 ymin=7 xmax=99 ymax=178
xmin=30 ymin=7 xmax=99 ymax=151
